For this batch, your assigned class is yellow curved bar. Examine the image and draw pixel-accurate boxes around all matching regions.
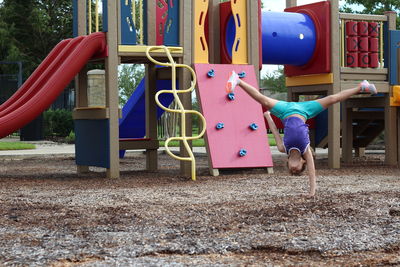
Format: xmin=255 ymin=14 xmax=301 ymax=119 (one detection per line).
xmin=145 ymin=46 xmax=207 ymax=180
xmin=231 ymin=0 xmax=248 ymax=64
xmin=194 ymin=0 xmax=209 ymax=63
xmin=380 ymin=21 xmax=383 ymax=68
xmin=139 ymin=0 xmax=144 ymax=44
xmin=132 ymin=0 xmax=136 ymax=26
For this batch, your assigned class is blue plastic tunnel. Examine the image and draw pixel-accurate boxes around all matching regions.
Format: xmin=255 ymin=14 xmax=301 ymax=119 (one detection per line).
xmin=225 ymin=11 xmax=317 ymax=66
xmin=262 ymin=11 xmax=317 ymax=66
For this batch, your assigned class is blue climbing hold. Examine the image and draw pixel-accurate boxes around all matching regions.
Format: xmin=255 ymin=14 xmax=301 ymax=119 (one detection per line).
xmin=238 ymin=71 xmax=246 ymax=78
xmin=227 ymin=92 xmax=235 ymax=100
xmin=239 ymin=149 xmax=247 ymax=157
xmin=249 ymin=123 xmax=258 ymax=130
xmin=216 ymin=122 xmax=224 ymax=130
xmin=207 ymin=69 xmax=215 ymax=77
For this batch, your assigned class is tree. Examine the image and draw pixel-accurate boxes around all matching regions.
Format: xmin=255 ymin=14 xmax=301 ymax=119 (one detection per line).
xmin=341 ymin=0 xmax=400 ymax=14
xmin=260 ymin=66 xmax=286 ymax=94
xmin=0 ymin=0 xmax=73 ymax=77
xmin=118 ymin=64 xmax=145 ymax=106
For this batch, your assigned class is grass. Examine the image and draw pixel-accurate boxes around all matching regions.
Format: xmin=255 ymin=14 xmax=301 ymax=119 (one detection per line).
xmin=159 ymin=134 xmax=279 ymax=147
xmin=0 ymin=142 xmax=36 ymax=150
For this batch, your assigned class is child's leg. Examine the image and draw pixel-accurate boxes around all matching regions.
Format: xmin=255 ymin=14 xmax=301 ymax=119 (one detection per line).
xmin=316 ymin=80 xmax=377 ymax=109
xmin=226 ymin=71 xmax=278 ymax=110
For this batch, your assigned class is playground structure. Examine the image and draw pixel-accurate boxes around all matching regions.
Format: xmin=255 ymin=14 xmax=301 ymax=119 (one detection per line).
xmin=0 ymin=0 xmax=399 ymax=179
xmin=71 ymin=0 xmax=400 ymax=178
xmin=72 ymin=0 xmax=273 ymax=179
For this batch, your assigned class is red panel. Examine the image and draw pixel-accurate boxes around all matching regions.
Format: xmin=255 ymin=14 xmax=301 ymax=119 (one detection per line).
xmin=346 ymin=36 xmax=358 ymax=52
xmin=359 ymin=52 xmax=369 ymax=68
xmin=368 ymin=22 xmax=379 ymax=37
xmin=369 ymin=37 xmax=379 ymax=52
xmin=156 ymin=0 xmax=168 ymax=45
xmin=359 ymin=37 xmax=369 ymax=52
xmin=195 ymin=64 xmax=273 ymax=169
xmin=347 ymin=52 xmax=358 ymax=68
xmin=358 ymin=21 xmax=369 ymax=36
xmin=346 ymin=21 xmax=358 ymax=36
xmin=284 ymin=1 xmax=331 ymax=77
xmin=369 ymin=53 xmax=379 ymax=68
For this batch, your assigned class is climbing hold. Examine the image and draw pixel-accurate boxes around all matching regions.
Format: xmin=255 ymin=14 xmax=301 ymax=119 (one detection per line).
xmin=249 ymin=123 xmax=258 ymax=130
xmin=227 ymin=92 xmax=235 ymax=100
xmin=216 ymin=122 xmax=224 ymax=130
xmin=238 ymin=71 xmax=246 ymax=78
xmin=239 ymin=149 xmax=247 ymax=157
xmin=207 ymin=69 xmax=215 ymax=77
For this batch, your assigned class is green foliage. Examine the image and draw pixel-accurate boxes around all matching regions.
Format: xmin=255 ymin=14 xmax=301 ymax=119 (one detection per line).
xmin=0 ymin=141 xmax=36 ymax=150
xmin=259 ymin=66 xmax=286 ymax=94
xmin=341 ymin=0 xmax=400 ymax=27
xmin=159 ymin=139 xmax=205 ymax=147
xmin=0 ymin=0 xmax=73 ymax=76
xmin=118 ymin=64 xmax=145 ymax=106
xmin=65 ymin=131 xmax=75 ymax=144
xmin=342 ymin=0 xmax=400 ymax=13
xmin=43 ymin=109 xmax=74 ymax=137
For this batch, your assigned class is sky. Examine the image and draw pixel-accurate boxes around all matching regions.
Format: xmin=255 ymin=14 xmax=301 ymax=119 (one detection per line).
xmin=262 ymin=0 xmax=348 ymax=12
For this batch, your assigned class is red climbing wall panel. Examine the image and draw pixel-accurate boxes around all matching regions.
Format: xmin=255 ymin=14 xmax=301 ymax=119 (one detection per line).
xmin=194 ymin=64 xmax=273 ymax=169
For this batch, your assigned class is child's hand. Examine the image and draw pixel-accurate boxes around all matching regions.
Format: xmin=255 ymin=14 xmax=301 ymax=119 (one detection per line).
xmin=301 ymin=193 xmax=316 ymax=199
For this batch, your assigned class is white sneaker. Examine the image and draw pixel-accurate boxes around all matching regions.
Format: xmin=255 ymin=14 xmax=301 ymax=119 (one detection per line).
xmin=359 ymin=80 xmax=377 ymax=94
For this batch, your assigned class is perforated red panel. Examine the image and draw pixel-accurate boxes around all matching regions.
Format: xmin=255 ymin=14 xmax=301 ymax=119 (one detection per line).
xmin=284 ymin=1 xmax=331 ymax=77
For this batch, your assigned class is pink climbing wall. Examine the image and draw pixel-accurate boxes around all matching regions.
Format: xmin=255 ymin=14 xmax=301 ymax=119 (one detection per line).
xmin=194 ymin=64 xmax=273 ymax=169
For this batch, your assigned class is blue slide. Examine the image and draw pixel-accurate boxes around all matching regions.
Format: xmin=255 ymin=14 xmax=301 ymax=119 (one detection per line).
xmin=119 ymin=78 xmax=175 ymax=156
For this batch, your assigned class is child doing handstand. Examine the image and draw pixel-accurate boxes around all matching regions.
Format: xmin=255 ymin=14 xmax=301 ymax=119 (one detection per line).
xmin=226 ymin=71 xmax=377 ymax=197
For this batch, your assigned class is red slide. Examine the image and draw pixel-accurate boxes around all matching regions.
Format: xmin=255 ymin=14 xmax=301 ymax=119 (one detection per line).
xmin=0 ymin=32 xmax=107 ymax=138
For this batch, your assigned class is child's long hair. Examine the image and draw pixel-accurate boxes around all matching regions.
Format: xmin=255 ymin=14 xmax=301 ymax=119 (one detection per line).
xmin=287 ymin=147 xmax=315 ymax=176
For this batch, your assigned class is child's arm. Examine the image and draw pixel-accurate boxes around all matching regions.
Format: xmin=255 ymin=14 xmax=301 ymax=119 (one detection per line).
xmin=303 ymin=147 xmax=316 ymax=197
xmin=264 ymin=111 xmax=285 ymax=153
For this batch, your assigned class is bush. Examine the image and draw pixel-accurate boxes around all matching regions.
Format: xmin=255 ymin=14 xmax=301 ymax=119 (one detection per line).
xmin=43 ymin=109 xmax=74 ymax=137
xmin=65 ymin=131 xmax=75 ymax=144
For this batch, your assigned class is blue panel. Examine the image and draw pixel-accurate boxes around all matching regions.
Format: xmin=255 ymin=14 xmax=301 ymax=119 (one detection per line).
xmin=102 ymin=0 xmax=108 ymax=32
xmin=143 ymin=0 xmax=148 ymax=44
xmin=315 ymin=109 xmax=328 ymax=146
xmin=73 ymin=0 xmax=78 ymax=37
xmin=164 ymin=0 xmax=180 ymax=46
xmin=119 ymin=77 xmax=175 ymax=138
xmin=75 ymin=119 xmax=110 ymax=168
xmin=225 ymin=15 xmax=236 ymax=60
xmin=384 ymin=22 xmax=389 ymax=69
xmin=261 ymin=11 xmax=317 ymax=66
xmin=389 ymin=30 xmax=400 ymax=85
xmin=120 ymin=0 xmax=137 ymax=45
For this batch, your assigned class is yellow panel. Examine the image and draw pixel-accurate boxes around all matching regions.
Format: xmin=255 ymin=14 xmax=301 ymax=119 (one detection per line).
xmin=194 ymin=0 xmax=209 ymax=63
xmin=285 ymin=73 xmax=334 ymax=87
xmin=231 ymin=0 xmax=248 ymax=64
xmin=390 ymin=85 xmax=400 ymax=106
xmin=119 ymin=45 xmax=183 ymax=54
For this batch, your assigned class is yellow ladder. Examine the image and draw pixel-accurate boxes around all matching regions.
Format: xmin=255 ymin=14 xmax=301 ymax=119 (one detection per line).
xmin=146 ymin=46 xmax=206 ymax=180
